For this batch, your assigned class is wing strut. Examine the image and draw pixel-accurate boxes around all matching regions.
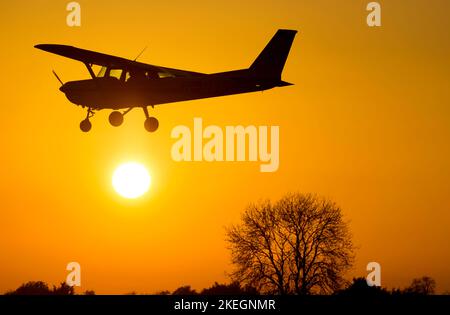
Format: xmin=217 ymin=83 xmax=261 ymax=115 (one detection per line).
xmin=84 ymin=63 xmax=96 ymax=79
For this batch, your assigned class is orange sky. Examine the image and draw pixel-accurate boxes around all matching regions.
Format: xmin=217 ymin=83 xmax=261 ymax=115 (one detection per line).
xmin=1 ymin=0 xmax=449 ymax=294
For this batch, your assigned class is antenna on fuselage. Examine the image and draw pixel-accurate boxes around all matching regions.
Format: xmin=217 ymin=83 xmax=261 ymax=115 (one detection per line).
xmin=133 ymin=46 xmax=148 ymax=61
xmin=52 ymin=70 xmax=64 ymax=86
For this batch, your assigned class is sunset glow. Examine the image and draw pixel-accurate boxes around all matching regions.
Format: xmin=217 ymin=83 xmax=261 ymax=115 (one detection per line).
xmin=1 ymin=0 xmax=450 ymax=296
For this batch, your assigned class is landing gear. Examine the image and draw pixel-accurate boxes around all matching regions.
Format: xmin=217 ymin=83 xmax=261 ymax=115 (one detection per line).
xmin=143 ymin=106 xmax=159 ymax=132
xmin=80 ymin=107 xmax=94 ymax=132
xmin=108 ymin=108 xmax=132 ymax=127
xmin=80 ymin=119 xmax=92 ymax=132
xmin=109 ymin=111 xmax=124 ymax=127
xmin=144 ymin=117 xmax=159 ymax=132
xmin=78 ymin=106 xmax=159 ymax=132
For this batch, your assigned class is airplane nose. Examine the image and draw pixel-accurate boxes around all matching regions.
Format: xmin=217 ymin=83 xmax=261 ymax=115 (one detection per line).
xmin=59 ymin=84 xmax=68 ymax=93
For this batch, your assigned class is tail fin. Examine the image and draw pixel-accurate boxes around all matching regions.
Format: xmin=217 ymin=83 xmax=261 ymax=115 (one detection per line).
xmin=249 ymin=29 xmax=297 ymax=79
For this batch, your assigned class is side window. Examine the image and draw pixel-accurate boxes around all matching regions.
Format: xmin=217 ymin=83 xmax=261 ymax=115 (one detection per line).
xmin=158 ymin=72 xmax=175 ymax=78
xmin=109 ymin=69 xmax=122 ymax=79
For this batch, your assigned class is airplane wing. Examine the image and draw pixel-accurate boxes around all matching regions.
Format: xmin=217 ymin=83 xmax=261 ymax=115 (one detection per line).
xmin=34 ymin=44 xmax=205 ymax=78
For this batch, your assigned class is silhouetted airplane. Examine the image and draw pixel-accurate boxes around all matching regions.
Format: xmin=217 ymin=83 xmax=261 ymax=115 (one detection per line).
xmin=35 ymin=29 xmax=297 ymax=132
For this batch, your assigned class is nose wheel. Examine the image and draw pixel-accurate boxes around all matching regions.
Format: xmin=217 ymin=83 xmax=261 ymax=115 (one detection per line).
xmin=80 ymin=119 xmax=92 ymax=132
xmin=80 ymin=107 xmax=94 ymax=132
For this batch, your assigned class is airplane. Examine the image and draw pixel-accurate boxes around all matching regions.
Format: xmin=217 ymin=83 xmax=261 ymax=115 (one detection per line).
xmin=35 ymin=29 xmax=297 ymax=133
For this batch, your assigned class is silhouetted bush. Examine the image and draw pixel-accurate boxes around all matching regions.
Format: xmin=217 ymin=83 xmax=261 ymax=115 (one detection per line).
xmin=172 ymin=285 xmax=197 ymax=295
xmin=52 ymin=282 xmax=75 ymax=295
xmin=337 ymin=277 xmax=389 ymax=296
xmin=5 ymin=281 xmax=74 ymax=295
xmin=337 ymin=276 xmax=438 ymax=296
xmin=201 ymin=281 xmax=259 ymax=295
xmin=5 ymin=281 xmax=52 ymax=295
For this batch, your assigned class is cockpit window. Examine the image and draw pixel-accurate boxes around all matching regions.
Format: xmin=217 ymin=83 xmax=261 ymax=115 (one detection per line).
xmin=96 ymin=67 xmax=122 ymax=79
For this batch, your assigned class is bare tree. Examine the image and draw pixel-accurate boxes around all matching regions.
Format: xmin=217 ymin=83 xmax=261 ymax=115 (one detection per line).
xmin=226 ymin=193 xmax=354 ymax=295
xmin=406 ymin=276 xmax=436 ymax=295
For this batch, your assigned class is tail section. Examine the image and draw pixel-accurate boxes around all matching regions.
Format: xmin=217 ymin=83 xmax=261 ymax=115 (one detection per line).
xmin=250 ymin=29 xmax=297 ymax=80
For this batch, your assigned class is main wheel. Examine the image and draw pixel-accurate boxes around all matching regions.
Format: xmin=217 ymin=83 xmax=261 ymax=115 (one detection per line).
xmin=144 ymin=117 xmax=159 ymax=132
xmin=109 ymin=111 xmax=124 ymax=127
xmin=80 ymin=119 xmax=92 ymax=132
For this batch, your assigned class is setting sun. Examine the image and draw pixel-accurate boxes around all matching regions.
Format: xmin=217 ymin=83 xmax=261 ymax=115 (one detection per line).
xmin=112 ymin=162 xmax=151 ymax=199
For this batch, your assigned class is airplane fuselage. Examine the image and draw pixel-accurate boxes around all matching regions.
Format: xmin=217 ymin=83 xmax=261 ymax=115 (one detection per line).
xmin=60 ymin=69 xmax=278 ymax=110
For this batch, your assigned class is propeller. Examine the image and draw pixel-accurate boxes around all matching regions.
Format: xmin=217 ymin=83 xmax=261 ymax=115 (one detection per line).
xmin=52 ymin=70 xmax=64 ymax=86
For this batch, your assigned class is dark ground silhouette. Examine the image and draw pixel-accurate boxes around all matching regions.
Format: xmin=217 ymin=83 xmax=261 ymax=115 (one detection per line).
xmin=3 ymin=276 xmax=439 ymax=296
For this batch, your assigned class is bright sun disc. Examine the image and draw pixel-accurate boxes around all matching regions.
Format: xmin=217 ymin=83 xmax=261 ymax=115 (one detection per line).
xmin=112 ymin=162 xmax=151 ymax=199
